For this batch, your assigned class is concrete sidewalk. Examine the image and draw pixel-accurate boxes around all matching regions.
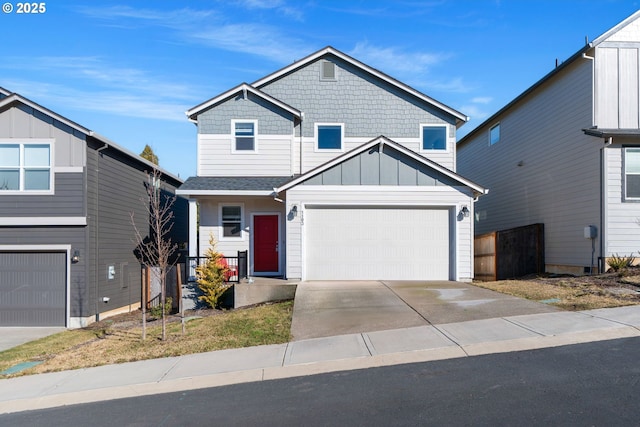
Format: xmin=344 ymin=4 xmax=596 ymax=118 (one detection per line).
xmin=1 ymin=305 xmax=639 ymax=414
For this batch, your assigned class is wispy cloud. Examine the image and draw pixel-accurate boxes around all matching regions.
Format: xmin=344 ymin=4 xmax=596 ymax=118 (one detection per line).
xmin=471 ymin=96 xmax=493 ymax=104
xmin=350 ymin=42 xmax=449 ymax=75
xmin=0 ymin=56 xmax=198 ymax=122
xmin=75 ymin=4 xmax=309 ymax=63
xmin=233 ymin=0 xmax=305 ymax=21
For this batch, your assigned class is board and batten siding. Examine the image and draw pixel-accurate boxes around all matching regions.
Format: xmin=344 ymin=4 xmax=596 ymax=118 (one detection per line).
xmin=258 ymin=56 xmax=457 ymax=172
xmin=284 ymin=186 xmax=474 ymax=281
xmin=458 ymin=58 xmax=601 ymax=270
xmin=604 ymin=142 xmax=640 ymax=257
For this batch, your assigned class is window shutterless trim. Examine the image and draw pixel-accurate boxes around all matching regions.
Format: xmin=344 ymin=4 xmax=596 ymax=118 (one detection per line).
xmin=0 ymin=139 xmax=54 ymax=194
xmin=219 ymin=202 xmax=245 ymax=241
xmin=489 ymin=123 xmax=501 ymax=146
xmin=315 ymin=123 xmax=344 ymax=152
xmin=231 ymin=120 xmax=258 ymax=153
xmin=420 ymin=124 xmax=450 ymax=153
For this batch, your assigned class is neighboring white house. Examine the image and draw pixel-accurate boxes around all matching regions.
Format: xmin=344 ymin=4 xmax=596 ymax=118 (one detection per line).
xmin=177 ymin=46 xmax=486 ymax=282
xmin=457 ymin=11 xmax=640 ymax=275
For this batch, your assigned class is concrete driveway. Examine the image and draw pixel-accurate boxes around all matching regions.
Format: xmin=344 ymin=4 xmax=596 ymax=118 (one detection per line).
xmin=290 ymin=280 xmax=559 ymax=340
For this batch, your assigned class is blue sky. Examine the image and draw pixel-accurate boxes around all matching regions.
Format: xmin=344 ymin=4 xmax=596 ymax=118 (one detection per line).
xmin=1 ymin=1 xmax=638 ymax=179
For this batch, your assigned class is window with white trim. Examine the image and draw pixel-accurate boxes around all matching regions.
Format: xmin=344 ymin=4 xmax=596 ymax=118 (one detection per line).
xmin=625 ymin=147 xmax=640 ymax=200
xmin=232 ymin=120 xmax=257 ymax=152
xmin=421 ymin=125 xmax=447 ymax=150
xmin=316 ymin=124 xmax=343 ymax=151
xmin=0 ymin=142 xmax=52 ymax=192
xmin=220 ymin=204 xmax=243 ymax=239
xmin=489 ymin=123 xmax=500 ymax=145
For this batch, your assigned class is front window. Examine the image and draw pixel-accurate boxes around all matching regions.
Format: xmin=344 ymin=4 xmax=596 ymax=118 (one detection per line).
xmin=0 ymin=142 xmax=51 ymax=192
xmin=316 ymin=124 xmax=343 ymax=151
xmin=625 ymin=147 xmax=640 ymax=199
xmin=221 ymin=205 xmax=243 ymax=239
xmin=233 ymin=121 xmax=256 ymax=152
xmin=422 ymin=125 xmax=447 ymax=150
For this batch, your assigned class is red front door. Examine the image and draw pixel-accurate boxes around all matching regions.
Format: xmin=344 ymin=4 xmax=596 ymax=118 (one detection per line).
xmin=254 ymin=215 xmax=279 ymax=272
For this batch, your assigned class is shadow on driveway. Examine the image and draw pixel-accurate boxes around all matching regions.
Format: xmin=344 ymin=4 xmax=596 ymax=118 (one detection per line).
xmin=290 ymin=281 xmax=559 ymax=340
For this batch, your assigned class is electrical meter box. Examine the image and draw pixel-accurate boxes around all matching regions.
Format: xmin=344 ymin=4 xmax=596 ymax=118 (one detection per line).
xmin=584 ymin=225 xmax=597 ymax=239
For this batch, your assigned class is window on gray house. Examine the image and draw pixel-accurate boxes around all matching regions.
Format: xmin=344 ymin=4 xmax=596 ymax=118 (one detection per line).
xmin=0 ymin=143 xmax=51 ymax=191
xmin=625 ymin=147 xmax=640 ymax=199
xmin=490 ymin=123 xmax=501 ymax=145
xmin=317 ymin=125 xmax=343 ymax=150
xmin=221 ymin=206 xmax=242 ymax=238
xmin=321 ymin=60 xmax=336 ymax=80
xmin=422 ymin=126 xmax=447 ymax=150
xmin=234 ymin=121 xmax=255 ymax=151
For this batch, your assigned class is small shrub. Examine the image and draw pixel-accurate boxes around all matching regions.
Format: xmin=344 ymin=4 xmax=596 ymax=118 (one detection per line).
xmin=607 ymin=253 xmax=636 ymax=272
xmin=149 ymin=297 xmax=172 ymax=319
xmin=196 ymin=237 xmax=231 ymax=309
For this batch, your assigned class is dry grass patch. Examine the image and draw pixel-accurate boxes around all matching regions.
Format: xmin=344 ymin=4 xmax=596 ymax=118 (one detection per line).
xmin=0 ymin=301 xmax=293 ymax=377
xmin=476 ymin=272 xmax=640 ymax=311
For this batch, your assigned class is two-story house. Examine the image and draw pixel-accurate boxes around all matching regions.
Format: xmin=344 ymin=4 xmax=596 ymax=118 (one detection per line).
xmin=457 ymin=11 xmax=640 ymax=275
xmin=177 ymin=47 xmax=486 ymax=282
xmin=0 ymin=88 xmax=188 ymax=327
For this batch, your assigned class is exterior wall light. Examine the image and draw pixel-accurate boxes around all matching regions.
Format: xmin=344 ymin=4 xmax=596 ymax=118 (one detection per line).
xmin=461 ymin=206 xmax=470 ymax=218
xmin=71 ymin=249 xmax=80 ymax=263
xmin=291 ymin=205 xmax=298 ymax=217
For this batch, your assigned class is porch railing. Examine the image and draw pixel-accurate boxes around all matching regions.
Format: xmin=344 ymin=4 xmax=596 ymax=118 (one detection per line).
xmin=186 ymin=251 xmax=248 ymax=284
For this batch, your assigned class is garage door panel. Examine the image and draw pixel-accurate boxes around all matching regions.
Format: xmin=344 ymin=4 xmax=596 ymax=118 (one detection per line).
xmin=305 ymin=207 xmax=450 ymax=280
xmin=0 ymin=252 xmax=66 ymax=326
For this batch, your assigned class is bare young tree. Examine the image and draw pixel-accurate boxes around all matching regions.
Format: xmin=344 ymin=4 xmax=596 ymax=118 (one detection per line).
xmin=131 ymin=168 xmax=178 ymax=341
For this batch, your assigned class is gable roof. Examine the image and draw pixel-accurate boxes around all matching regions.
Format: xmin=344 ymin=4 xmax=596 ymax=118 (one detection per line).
xmin=275 ymin=136 xmax=487 ymax=197
xmin=458 ymin=10 xmax=640 ymax=147
xmin=186 ymin=46 xmax=468 ymax=127
xmin=186 ymin=83 xmax=302 ymax=122
xmin=0 ymin=89 xmax=183 ymax=184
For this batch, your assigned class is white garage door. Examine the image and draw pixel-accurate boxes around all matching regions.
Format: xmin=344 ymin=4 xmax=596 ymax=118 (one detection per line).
xmin=305 ymin=206 xmax=451 ymax=280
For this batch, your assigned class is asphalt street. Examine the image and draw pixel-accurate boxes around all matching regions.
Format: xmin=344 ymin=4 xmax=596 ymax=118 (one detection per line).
xmin=3 ymin=337 xmax=639 ymax=426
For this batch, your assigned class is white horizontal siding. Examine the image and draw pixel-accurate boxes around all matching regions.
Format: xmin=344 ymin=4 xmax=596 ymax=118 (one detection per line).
xmin=604 ymin=145 xmax=640 ymax=257
xmin=284 ymin=186 xmax=475 ymax=281
xmin=458 ymin=58 xmax=601 ymax=269
xmin=198 ymin=134 xmax=293 ymax=176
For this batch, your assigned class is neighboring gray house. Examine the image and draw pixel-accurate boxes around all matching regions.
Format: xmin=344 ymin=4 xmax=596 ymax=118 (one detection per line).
xmin=457 ymin=11 xmax=640 ymax=275
xmin=177 ymin=47 xmax=486 ymax=282
xmin=0 ymin=88 xmax=188 ymax=327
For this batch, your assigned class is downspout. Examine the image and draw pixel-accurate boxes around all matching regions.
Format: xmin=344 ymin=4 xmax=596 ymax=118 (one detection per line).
xmin=299 ymin=112 xmax=304 ymax=175
xmin=95 ymin=142 xmax=108 ymax=321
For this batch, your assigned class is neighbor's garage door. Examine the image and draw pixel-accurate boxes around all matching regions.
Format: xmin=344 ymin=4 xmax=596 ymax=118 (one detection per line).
xmin=0 ymin=252 xmax=66 ymax=326
xmin=305 ymin=207 xmax=451 ymax=280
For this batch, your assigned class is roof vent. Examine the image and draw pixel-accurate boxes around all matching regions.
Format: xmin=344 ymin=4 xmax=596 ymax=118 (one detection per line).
xmin=321 ymin=60 xmax=336 ymax=80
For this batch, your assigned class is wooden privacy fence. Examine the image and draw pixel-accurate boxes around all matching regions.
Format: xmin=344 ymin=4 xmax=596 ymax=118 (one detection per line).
xmin=142 ymin=264 xmax=183 ymax=310
xmin=474 ymin=223 xmax=545 ymax=281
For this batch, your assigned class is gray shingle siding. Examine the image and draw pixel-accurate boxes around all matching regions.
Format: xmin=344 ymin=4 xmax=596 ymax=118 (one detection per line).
xmin=259 ymin=56 xmax=454 ymax=139
xmin=198 ymin=92 xmax=295 ymax=135
xmin=0 ymin=173 xmax=85 ymax=217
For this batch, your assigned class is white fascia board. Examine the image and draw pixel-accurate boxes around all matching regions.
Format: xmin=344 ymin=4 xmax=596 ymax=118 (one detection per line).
xmin=186 ymin=83 xmax=302 ymax=120
xmin=592 ymin=10 xmax=640 ymax=45
xmin=252 ymin=46 xmax=468 ymax=125
xmin=0 ymin=217 xmax=87 ymax=226
xmin=175 ymin=190 xmax=275 ymax=196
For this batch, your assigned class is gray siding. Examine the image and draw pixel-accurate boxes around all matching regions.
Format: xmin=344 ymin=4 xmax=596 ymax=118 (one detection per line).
xmin=198 ymin=92 xmax=295 ymax=135
xmin=303 ymin=145 xmax=459 ymax=186
xmin=0 ymin=103 xmax=86 ymax=167
xmin=458 ymin=58 xmax=601 ymax=269
xmin=0 ymin=172 xmax=85 ymax=217
xmin=259 ymin=56 xmax=455 ymax=138
xmin=86 ymin=138 xmax=188 ymax=317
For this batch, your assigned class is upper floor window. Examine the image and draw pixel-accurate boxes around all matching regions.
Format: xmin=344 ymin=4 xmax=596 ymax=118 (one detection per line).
xmin=0 ymin=142 xmax=52 ymax=193
xmin=489 ymin=123 xmax=501 ymax=145
xmin=421 ymin=125 xmax=447 ymax=150
xmin=316 ymin=124 xmax=343 ymax=151
xmin=232 ymin=120 xmax=257 ymax=152
xmin=625 ymin=147 xmax=640 ymax=200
